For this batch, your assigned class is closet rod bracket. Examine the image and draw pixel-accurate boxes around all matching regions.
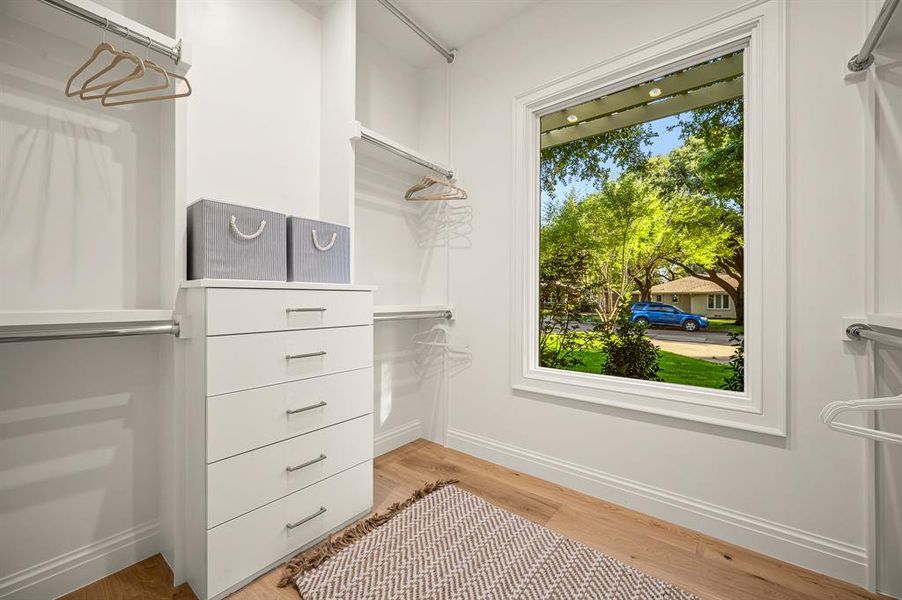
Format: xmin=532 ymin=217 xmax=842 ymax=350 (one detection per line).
xmin=845 ymin=322 xmax=902 ymax=349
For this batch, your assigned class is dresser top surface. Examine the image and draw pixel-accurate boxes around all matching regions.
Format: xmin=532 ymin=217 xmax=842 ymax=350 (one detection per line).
xmin=182 ymin=279 xmax=377 ymax=291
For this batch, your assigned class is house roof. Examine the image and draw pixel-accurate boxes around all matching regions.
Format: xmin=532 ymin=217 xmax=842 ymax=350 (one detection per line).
xmin=650 ymin=275 xmax=738 ymax=294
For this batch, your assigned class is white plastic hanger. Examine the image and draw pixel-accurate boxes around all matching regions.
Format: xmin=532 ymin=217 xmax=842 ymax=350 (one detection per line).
xmin=405 ymin=176 xmax=468 ymax=201
xmin=412 ymin=324 xmax=472 ymax=378
xmin=412 ymin=324 xmax=468 ymax=352
xmin=819 ymin=395 xmax=902 ymax=445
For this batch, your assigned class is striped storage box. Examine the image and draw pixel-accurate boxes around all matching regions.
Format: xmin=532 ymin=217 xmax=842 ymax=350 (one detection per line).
xmin=286 ymin=217 xmax=350 ymax=283
xmin=187 ymin=199 xmax=287 ymax=281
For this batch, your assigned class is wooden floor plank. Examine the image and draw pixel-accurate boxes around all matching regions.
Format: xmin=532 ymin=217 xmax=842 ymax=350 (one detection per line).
xmin=61 ymin=440 xmax=888 ymax=600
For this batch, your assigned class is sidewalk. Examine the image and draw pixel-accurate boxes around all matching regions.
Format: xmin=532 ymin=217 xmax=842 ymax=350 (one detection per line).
xmin=649 ymin=338 xmax=735 ymax=364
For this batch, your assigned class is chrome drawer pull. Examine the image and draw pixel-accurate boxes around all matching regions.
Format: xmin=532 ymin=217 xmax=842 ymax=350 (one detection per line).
xmin=286 ymin=307 xmax=327 ymax=313
xmin=285 ymin=351 xmax=327 ymax=360
xmin=286 ymin=506 xmax=327 ymax=530
xmin=286 ymin=453 xmax=327 ymax=473
xmin=286 ymin=401 xmax=327 ymax=416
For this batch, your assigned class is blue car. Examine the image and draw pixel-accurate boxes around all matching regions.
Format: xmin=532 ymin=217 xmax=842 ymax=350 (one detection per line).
xmin=630 ymin=302 xmax=709 ymax=332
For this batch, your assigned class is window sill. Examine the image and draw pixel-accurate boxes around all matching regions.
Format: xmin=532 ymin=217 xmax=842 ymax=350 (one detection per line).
xmin=512 ymin=377 xmax=786 ymax=437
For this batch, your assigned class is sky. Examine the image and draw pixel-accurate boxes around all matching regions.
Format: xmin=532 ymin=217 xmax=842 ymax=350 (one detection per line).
xmin=541 ymin=112 xmax=686 ymax=213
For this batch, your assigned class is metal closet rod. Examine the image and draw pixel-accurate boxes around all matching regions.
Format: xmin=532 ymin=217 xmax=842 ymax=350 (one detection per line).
xmin=846 ymin=323 xmax=902 ymax=349
xmin=848 ymin=0 xmax=900 ymax=71
xmin=0 ymin=320 xmax=180 ymax=344
xmin=360 ymin=131 xmax=454 ymax=179
xmin=374 ymin=310 xmax=453 ymax=323
xmin=375 ymin=0 xmax=455 ymax=64
xmin=37 ymin=0 xmax=182 ymax=63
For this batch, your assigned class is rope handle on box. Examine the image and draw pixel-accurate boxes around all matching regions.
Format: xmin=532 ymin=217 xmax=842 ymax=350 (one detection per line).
xmin=230 ymin=215 xmax=267 ymax=240
xmin=312 ymin=230 xmax=337 ymax=252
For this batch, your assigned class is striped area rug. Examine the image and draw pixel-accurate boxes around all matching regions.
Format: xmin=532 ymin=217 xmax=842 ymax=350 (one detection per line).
xmin=280 ymin=481 xmax=699 ymax=600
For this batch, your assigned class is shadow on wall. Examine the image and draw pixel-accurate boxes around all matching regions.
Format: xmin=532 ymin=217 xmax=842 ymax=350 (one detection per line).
xmin=357 ymin=155 xmax=473 ymax=447
xmin=356 ymin=159 xmax=473 ymax=250
xmin=0 ymin=15 xmax=162 ymax=311
xmin=373 ymin=320 xmax=472 ymax=448
xmin=875 ymin=346 xmax=902 ymax=596
xmin=0 ymin=336 xmax=161 ymax=593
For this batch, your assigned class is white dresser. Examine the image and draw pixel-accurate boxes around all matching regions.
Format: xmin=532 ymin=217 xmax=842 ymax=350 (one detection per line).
xmin=179 ymin=281 xmax=375 ymax=600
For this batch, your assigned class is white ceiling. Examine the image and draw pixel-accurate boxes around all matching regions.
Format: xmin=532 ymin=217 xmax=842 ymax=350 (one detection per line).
xmin=392 ymin=0 xmax=541 ymax=50
xmin=358 ymin=0 xmax=541 ymax=67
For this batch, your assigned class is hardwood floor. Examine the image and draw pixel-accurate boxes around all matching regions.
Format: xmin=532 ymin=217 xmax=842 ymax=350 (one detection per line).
xmin=63 ymin=439 xmax=888 ymax=600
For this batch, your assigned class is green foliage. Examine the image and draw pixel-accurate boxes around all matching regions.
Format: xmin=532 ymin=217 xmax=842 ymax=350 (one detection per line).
xmin=540 ymin=124 xmax=655 ymax=198
xmin=540 ymin=93 xmax=747 ymax=325
xmin=544 ymin=333 xmax=731 ymax=389
xmin=540 ymin=170 xmax=731 ymax=321
xmin=538 ymin=239 xmax=598 ymax=370
xmin=597 ymin=304 xmax=660 ymax=381
xmin=721 ymin=333 xmax=745 ymax=392
xmin=677 ymin=97 xmax=744 ymax=205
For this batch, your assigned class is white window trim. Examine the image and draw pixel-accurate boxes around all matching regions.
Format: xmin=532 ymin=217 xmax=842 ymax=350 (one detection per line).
xmin=708 ymin=294 xmax=730 ymax=310
xmin=510 ymin=0 xmax=786 ymax=436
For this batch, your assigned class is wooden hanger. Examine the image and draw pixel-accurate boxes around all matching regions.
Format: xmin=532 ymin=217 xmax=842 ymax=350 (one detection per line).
xmin=78 ymin=48 xmax=146 ymax=100
xmin=101 ymin=70 xmax=192 ymax=106
xmin=99 ymin=59 xmax=170 ymax=100
xmin=64 ymin=41 xmax=122 ymax=97
xmin=405 ymin=175 xmax=468 ymax=201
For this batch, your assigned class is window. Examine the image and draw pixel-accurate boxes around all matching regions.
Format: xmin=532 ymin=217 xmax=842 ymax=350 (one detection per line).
xmin=708 ymin=294 xmax=730 ymax=310
xmin=512 ymin=0 xmax=787 ymax=435
xmin=539 ymin=50 xmax=744 ymax=392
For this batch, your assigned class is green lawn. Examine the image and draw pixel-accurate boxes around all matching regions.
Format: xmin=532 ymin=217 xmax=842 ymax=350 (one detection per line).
xmin=705 ymin=318 xmax=744 ymax=335
xmin=543 ymin=333 xmax=734 ymax=389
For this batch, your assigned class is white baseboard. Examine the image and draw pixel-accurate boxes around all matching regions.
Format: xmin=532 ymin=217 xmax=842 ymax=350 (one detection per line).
xmin=0 ymin=520 xmax=160 ymax=599
xmin=447 ymin=428 xmax=868 ymax=586
xmin=375 ymin=421 xmax=422 ymax=457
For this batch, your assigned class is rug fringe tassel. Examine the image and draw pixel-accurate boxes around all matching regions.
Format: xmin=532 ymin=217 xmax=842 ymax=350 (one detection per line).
xmin=277 ymin=478 xmax=459 ymax=593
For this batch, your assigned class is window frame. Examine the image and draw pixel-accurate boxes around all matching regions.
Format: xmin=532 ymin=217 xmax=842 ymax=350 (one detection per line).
xmin=510 ymin=0 xmax=786 ymax=436
xmin=708 ymin=294 xmax=730 ymax=310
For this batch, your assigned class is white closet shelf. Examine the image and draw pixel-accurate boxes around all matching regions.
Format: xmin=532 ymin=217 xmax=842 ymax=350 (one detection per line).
xmin=182 ymin=279 xmax=377 ymax=292
xmin=0 ymin=309 xmax=174 ymax=327
xmin=351 ymin=123 xmax=454 ymax=179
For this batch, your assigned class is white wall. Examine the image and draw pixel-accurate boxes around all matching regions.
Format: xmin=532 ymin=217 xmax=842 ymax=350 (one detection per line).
xmin=181 ymin=0 xmax=322 ymax=218
xmin=873 ymin=40 xmax=902 ymax=597
xmin=0 ymin=7 xmax=164 ymax=310
xmin=0 ymin=1 xmax=172 ymax=597
xmin=447 ymin=0 xmax=875 ymax=585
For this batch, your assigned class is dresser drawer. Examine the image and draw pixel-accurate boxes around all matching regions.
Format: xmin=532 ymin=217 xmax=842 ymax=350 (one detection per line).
xmin=206 ymin=461 xmax=372 ymax=599
xmin=206 ymin=288 xmax=372 ymax=335
xmin=206 ymin=326 xmax=373 ymax=396
xmin=207 ymin=414 xmax=372 ymax=527
xmin=207 ymin=368 xmax=372 ymax=462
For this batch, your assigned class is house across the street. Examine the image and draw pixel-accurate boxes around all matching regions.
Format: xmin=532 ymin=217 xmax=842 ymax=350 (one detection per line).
xmin=636 ymin=275 xmax=738 ymax=319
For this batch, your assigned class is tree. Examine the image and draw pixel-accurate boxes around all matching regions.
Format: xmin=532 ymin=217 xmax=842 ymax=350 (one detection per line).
xmin=669 ymin=99 xmax=746 ymax=324
xmin=579 ymin=174 xmax=663 ymax=324
xmin=540 ymin=124 xmax=654 ymax=197
xmin=539 ymin=236 xmax=598 ymax=370
xmin=541 ymin=98 xmax=747 ymax=324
